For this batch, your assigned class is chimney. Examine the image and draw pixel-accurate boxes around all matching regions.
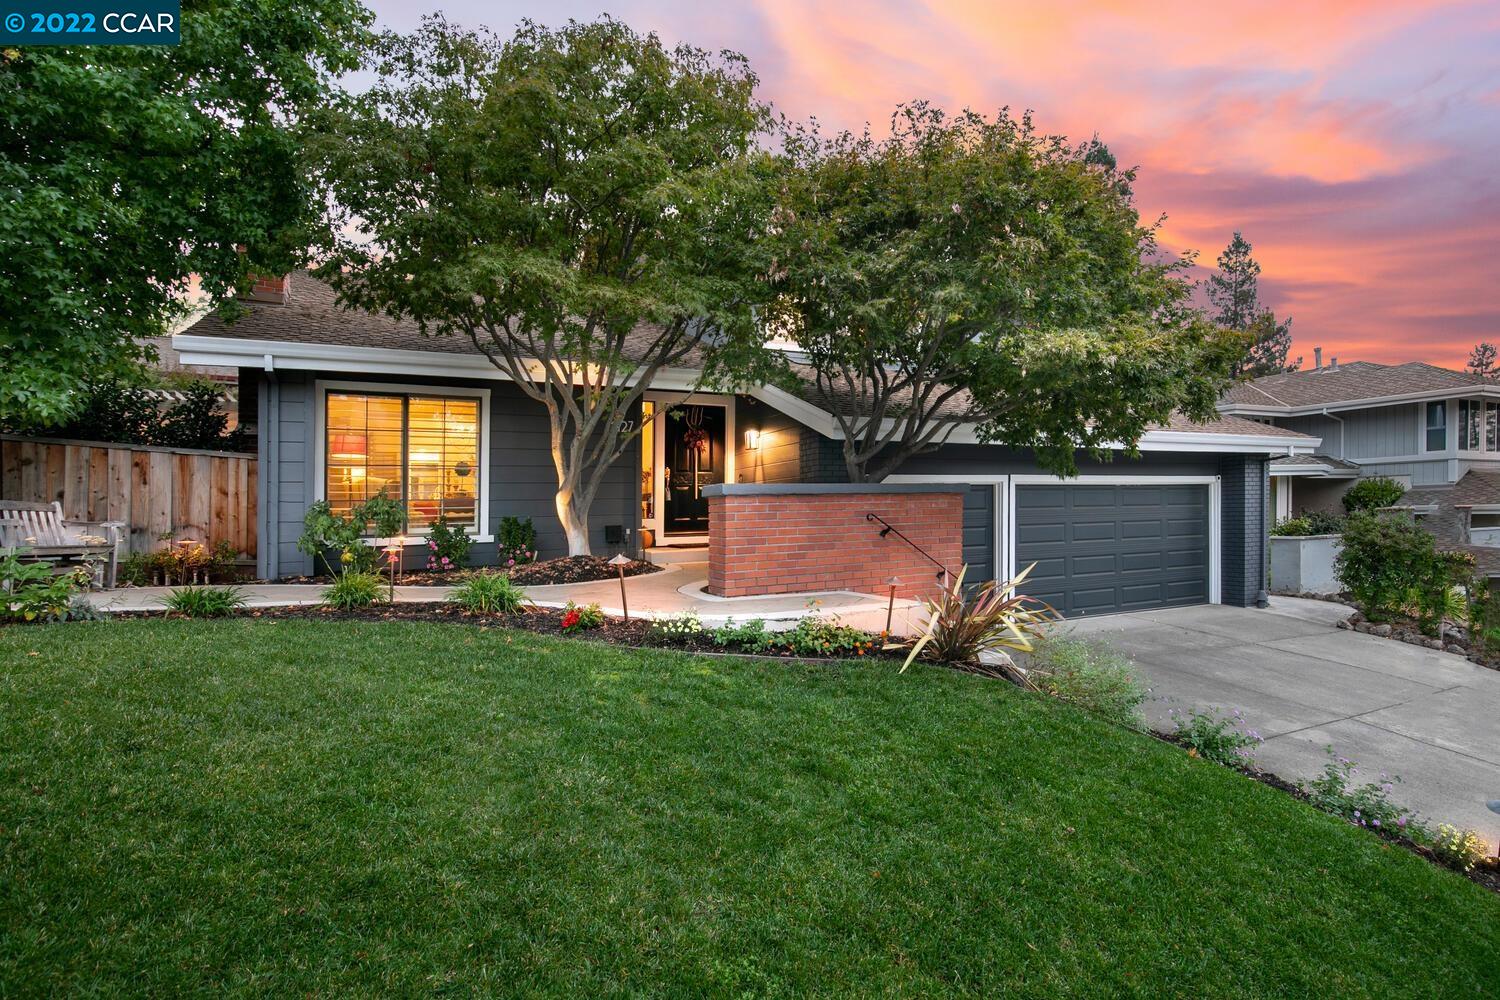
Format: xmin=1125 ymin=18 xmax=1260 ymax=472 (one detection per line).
xmin=242 ymin=273 xmax=290 ymax=305
xmin=1313 ymin=347 xmax=1323 ymax=369
xmin=1329 ymin=357 xmax=1338 ymax=371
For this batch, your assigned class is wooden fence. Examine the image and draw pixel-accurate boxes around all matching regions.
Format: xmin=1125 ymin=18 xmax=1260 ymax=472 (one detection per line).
xmin=0 ymin=435 xmax=257 ymax=556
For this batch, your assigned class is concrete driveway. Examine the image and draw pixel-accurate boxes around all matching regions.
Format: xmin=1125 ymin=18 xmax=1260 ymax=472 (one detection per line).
xmin=1062 ymin=597 xmax=1500 ymax=848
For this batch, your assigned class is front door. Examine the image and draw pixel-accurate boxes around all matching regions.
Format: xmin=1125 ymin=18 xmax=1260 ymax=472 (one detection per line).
xmin=663 ymin=404 xmax=726 ymax=535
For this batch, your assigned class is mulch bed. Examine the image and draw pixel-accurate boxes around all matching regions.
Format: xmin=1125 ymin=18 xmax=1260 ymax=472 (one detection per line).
xmin=277 ymin=555 xmax=662 ymax=588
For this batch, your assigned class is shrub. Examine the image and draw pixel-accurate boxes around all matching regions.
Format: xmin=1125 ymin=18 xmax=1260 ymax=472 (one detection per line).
xmin=1301 ymin=750 xmax=1416 ymax=837
xmin=117 ymin=552 xmax=150 ymax=588
xmin=649 ymin=612 xmax=703 ymax=643
xmin=425 ymin=515 xmax=471 ymax=572
xmin=1342 ymin=476 xmax=1406 ymax=514
xmin=1 ymin=551 xmax=92 ymax=623
xmin=1027 ymin=638 xmax=1148 ymax=730
xmin=1169 ymin=708 xmax=1263 ymax=768
xmin=562 ymin=600 xmax=604 ymax=631
xmin=297 ymin=489 xmax=407 ymax=576
xmin=1302 ymin=509 xmax=1347 ymax=535
xmin=451 ymin=571 xmax=526 ymax=614
xmin=1428 ymin=824 xmax=1487 ymax=872
xmin=161 ymin=585 xmax=247 ymax=618
xmin=779 ymin=616 xmax=881 ymax=657
xmin=1335 ymin=510 xmax=1456 ymax=626
xmin=1270 ymin=516 xmax=1312 ymax=537
xmin=498 ymin=516 xmax=538 ymax=567
xmin=901 ymin=565 xmax=1056 ymax=680
xmin=711 ymin=618 xmax=774 ymax=651
xmin=322 ymin=571 xmax=386 ymax=610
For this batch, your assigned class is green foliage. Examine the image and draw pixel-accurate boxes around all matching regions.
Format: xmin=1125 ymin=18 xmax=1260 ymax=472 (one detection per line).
xmin=1466 ymin=578 xmax=1500 ymax=654
xmin=902 ymin=566 xmax=1056 ymax=675
xmin=0 ymin=550 xmax=91 ymax=623
xmin=0 ymin=1 xmax=373 ymax=425
xmin=561 ymin=601 xmax=605 ymax=631
xmin=1169 ymin=708 xmax=1262 ymax=768
xmin=648 ymin=612 xmax=704 ymax=643
xmin=1271 ymin=516 xmax=1313 ymax=537
xmin=451 ymin=571 xmax=526 ymax=615
xmin=161 ymin=586 xmax=247 ymax=618
xmin=1302 ymin=750 xmax=1416 ymax=837
xmin=1208 ymin=232 xmax=1298 ymax=378
xmin=116 ymin=552 xmax=151 ymax=588
xmin=1027 ymin=638 xmax=1148 ymax=730
xmin=313 ymin=16 xmax=771 ymax=552
xmin=711 ymin=618 xmax=774 ymax=650
xmin=497 ymin=516 xmax=537 ymax=567
xmin=296 ymin=489 xmax=406 ymax=576
xmin=1273 ymin=511 xmax=1346 ymax=536
xmin=1341 ymin=477 xmax=1406 ymax=514
xmin=1429 ymin=825 xmax=1487 ymax=872
xmin=321 ymin=571 xmax=386 ymax=611
xmin=758 ymin=104 xmax=1240 ymax=481
xmin=1335 ymin=511 xmax=1456 ymax=627
xmin=1466 ymin=342 xmax=1497 ymax=379
xmin=6 ymin=378 xmax=248 ymax=451
xmin=153 ymin=381 xmax=246 ymax=451
xmin=423 ymin=516 xmax=471 ymax=572
xmin=778 ymin=616 xmax=880 ymax=658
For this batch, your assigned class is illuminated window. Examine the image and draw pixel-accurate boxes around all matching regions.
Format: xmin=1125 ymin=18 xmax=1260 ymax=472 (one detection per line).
xmin=325 ymin=391 xmax=481 ymax=532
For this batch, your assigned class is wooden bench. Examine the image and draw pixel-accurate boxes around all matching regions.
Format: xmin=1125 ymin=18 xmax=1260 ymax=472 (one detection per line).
xmin=0 ymin=501 xmax=122 ymax=589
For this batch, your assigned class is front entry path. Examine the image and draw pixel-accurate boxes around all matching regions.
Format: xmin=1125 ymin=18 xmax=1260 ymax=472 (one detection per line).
xmin=1062 ymin=597 xmax=1500 ymax=848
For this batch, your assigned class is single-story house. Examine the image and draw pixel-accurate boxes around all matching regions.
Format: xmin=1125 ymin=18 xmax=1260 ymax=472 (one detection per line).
xmin=174 ymin=272 xmax=1319 ymax=616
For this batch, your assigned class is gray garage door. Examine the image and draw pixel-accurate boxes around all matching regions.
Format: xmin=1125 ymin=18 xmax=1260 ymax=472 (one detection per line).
xmin=1014 ymin=483 xmax=1210 ymax=617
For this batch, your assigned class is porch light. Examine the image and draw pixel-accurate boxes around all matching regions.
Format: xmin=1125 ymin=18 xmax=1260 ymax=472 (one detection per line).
xmin=744 ymin=429 xmax=763 ymax=450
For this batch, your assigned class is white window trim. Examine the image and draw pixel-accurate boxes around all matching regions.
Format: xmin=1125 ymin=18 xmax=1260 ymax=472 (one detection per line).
xmin=886 ymin=473 xmax=1222 ymax=608
xmin=642 ymin=390 xmax=736 ymax=545
xmin=313 ymin=379 xmax=492 ymax=544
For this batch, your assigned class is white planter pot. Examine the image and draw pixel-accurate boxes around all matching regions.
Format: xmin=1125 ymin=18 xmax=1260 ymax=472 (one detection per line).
xmin=1269 ymin=534 xmax=1343 ymax=595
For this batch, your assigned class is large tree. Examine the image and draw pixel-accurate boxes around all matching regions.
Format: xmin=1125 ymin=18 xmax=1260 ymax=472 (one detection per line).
xmin=758 ymin=104 xmax=1241 ymax=483
xmin=0 ymin=0 xmax=372 ymax=426
xmin=1207 ymin=231 xmax=1298 ymax=378
xmin=313 ymin=17 xmax=771 ymax=554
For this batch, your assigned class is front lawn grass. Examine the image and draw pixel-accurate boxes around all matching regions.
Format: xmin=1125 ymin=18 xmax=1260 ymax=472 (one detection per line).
xmin=2 ymin=619 xmax=1497 ymax=996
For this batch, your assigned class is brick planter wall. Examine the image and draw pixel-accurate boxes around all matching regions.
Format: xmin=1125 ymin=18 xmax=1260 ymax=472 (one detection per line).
xmin=705 ymin=484 xmax=965 ymax=599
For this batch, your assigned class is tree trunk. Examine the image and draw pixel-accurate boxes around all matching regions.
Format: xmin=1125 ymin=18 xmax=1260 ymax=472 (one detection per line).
xmin=554 ymin=486 xmax=592 ymax=557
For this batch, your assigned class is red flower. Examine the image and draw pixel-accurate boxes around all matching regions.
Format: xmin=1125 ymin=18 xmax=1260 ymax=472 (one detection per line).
xmin=561 ymin=608 xmax=581 ymax=631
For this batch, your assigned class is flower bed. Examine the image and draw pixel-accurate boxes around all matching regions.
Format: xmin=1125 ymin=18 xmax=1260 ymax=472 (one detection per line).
xmin=278 ymin=555 xmax=662 ymax=587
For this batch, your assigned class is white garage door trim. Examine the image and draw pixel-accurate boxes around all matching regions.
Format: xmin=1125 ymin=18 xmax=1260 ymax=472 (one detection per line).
xmin=886 ymin=475 xmax=1009 ymax=590
xmin=1008 ymin=475 xmax=1221 ymax=607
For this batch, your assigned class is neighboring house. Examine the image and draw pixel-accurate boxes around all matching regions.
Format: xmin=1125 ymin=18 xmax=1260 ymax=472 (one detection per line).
xmin=1219 ymin=354 xmax=1500 ymax=573
xmin=140 ymin=333 xmax=240 ymax=430
xmin=174 ymin=271 xmax=1318 ymax=615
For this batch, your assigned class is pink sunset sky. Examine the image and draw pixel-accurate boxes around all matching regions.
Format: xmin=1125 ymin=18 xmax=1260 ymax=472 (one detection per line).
xmin=369 ymin=0 xmax=1500 ymax=369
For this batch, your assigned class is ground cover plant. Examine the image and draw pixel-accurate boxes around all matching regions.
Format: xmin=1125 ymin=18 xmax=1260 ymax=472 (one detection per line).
xmin=1 ymin=619 xmax=1497 ymax=995
xmin=160 ymin=586 xmax=247 ymax=618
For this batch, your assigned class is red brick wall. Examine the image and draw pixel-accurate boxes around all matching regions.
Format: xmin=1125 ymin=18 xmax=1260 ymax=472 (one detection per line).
xmin=707 ymin=488 xmax=963 ymax=599
xmin=244 ymin=273 xmax=290 ymax=304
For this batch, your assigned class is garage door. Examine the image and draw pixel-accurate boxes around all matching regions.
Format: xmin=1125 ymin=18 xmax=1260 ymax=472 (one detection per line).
xmin=1014 ymin=483 xmax=1210 ymax=617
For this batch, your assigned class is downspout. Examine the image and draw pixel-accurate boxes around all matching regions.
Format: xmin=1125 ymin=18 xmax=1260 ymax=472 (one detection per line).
xmin=261 ymin=356 xmax=280 ymax=581
xmin=1321 ymin=407 xmax=1346 ymax=459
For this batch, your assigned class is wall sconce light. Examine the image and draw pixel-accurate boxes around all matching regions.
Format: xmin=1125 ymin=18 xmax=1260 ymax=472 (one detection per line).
xmin=744 ymin=429 xmax=762 ymax=450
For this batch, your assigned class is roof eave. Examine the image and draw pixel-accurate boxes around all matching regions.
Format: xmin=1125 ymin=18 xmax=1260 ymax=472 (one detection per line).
xmin=1219 ymin=383 xmax=1500 ymax=417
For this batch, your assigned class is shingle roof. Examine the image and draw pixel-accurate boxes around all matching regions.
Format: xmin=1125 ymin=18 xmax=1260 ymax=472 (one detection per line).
xmin=183 ymin=272 xmax=1314 ymax=442
xmin=1221 ymin=361 xmax=1490 ymax=410
xmin=1268 ymin=453 xmax=1362 ymax=471
xmin=1399 ymin=470 xmax=1500 ymax=509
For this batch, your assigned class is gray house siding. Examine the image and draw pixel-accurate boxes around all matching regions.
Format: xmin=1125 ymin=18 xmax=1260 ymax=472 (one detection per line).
xmin=255 ymin=371 xmax=639 ymax=578
xmin=1278 ymin=405 xmax=1417 ymax=461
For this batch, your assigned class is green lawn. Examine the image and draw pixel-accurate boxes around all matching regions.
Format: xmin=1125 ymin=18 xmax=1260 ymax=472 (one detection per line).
xmin=2 ymin=621 xmax=1497 ymax=996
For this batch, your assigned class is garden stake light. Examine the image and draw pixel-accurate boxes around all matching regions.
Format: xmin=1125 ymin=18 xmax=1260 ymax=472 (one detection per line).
xmin=884 ymin=576 xmax=900 ymax=637
xmin=385 ymin=537 xmax=405 ymax=603
xmin=609 ymin=553 xmax=632 ymax=620
xmin=1488 ymin=800 xmax=1500 ymax=859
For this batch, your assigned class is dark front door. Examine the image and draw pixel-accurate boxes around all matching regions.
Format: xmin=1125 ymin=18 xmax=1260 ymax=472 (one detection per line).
xmin=663 ymin=404 xmax=726 ymax=535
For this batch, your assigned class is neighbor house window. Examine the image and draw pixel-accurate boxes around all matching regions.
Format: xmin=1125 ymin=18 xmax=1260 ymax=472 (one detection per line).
xmin=325 ymin=391 xmax=481 ymax=531
xmin=1425 ymin=401 xmax=1448 ymax=452
xmin=1460 ymin=399 xmax=1482 ymax=451
xmin=1488 ymin=403 xmax=1498 ymax=452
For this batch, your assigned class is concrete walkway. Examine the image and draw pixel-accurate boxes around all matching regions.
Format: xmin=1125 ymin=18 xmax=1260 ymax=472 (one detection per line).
xmin=86 ymin=561 xmax=925 ymax=631
xmin=1062 ymin=597 xmax=1500 ymax=848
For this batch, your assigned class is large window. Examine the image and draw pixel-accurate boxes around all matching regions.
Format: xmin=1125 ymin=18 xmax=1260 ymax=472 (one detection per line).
xmin=325 ymin=391 xmax=481 ymax=532
xmin=1425 ymin=401 xmax=1448 ymax=452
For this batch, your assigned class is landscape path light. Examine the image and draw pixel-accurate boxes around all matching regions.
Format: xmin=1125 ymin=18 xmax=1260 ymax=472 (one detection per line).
xmin=1488 ymin=800 xmax=1500 ymax=859
xmin=609 ymin=553 xmax=633 ymax=620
